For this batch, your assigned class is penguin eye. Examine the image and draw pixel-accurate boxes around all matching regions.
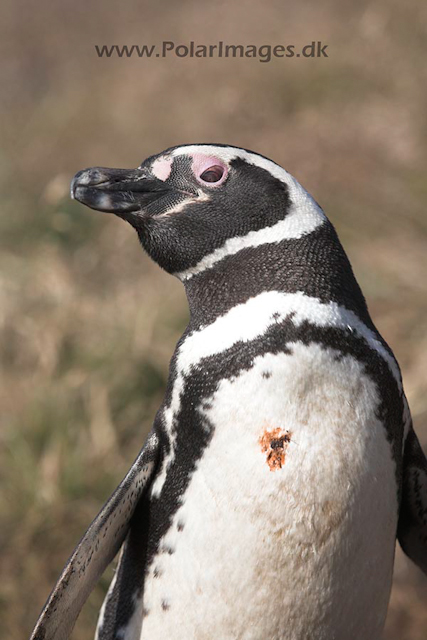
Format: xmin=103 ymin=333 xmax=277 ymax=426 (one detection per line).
xmin=199 ymin=165 xmax=224 ymax=183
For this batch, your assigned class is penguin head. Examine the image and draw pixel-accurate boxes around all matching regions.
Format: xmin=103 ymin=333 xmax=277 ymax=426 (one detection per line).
xmin=71 ymin=144 xmax=325 ymax=277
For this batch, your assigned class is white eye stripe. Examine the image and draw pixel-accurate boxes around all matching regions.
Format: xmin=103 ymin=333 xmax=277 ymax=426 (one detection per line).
xmin=172 ymin=144 xmax=321 ymax=212
xmin=175 ymin=210 xmax=325 ymax=280
xmin=168 ymin=145 xmax=327 ymax=279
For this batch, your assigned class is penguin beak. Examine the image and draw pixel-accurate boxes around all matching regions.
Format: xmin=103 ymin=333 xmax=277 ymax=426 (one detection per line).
xmin=70 ymin=167 xmax=173 ymax=216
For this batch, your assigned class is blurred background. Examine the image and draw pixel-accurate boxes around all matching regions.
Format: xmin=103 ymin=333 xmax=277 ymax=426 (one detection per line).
xmin=1 ymin=0 xmax=426 ymax=637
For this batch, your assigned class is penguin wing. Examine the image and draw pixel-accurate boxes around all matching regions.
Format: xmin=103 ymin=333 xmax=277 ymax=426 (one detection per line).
xmin=95 ymin=494 xmax=153 ymax=640
xmin=398 ymin=426 xmax=427 ymax=574
xmin=30 ymin=430 xmax=160 ymax=640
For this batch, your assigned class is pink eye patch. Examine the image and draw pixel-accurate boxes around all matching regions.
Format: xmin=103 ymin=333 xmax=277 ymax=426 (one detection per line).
xmin=191 ymin=154 xmax=228 ymax=186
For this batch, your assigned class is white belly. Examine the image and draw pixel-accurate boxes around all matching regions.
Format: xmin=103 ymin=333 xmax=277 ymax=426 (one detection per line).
xmin=129 ymin=343 xmax=398 ymax=640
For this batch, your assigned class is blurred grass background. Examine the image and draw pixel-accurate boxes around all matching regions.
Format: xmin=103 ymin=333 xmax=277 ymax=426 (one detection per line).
xmin=1 ymin=0 xmax=426 ymax=638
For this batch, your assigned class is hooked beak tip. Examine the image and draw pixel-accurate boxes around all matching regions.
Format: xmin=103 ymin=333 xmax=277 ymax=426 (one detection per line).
xmin=70 ymin=166 xmax=174 ymax=217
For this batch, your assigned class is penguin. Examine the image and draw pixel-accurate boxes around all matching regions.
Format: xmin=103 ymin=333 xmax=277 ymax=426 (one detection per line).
xmin=30 ymin=144 xmax=427 ymax=640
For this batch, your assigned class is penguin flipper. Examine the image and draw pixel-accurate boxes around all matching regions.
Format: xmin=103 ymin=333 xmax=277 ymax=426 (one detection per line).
xmin=398 ymin=427 xmax=427 ymax=574
xmin=95 ymin=498 xmax=152 ymax=640
xmin=29 ymin=430 xmax=160 ymax=640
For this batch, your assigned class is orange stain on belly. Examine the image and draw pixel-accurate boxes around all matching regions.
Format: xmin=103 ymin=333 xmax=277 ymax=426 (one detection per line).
xmin=259 ymin=427 xmax=292 ymax=471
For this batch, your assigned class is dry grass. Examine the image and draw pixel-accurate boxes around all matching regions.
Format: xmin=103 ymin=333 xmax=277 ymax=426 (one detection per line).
xmin=1 ymin=0 xmax=426 ymax=638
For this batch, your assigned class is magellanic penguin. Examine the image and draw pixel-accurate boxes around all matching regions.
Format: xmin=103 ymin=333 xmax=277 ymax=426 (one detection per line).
xmin=30 ymin=144 xmax=427 ymax=640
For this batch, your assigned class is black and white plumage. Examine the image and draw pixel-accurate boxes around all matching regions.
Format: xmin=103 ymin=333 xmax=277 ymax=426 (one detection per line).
xmin=30 ymin=144 xmax=427 ymax=640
